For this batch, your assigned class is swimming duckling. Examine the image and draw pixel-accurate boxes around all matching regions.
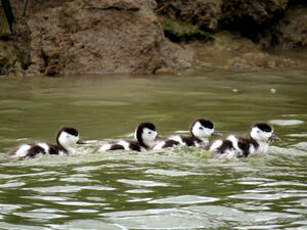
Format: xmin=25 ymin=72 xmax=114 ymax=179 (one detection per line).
xmin=95 ymin=122 xmax=158 ymax=152
xmin=8 ymin=127 xmax=82 ymax=160
xmin=209 ymin=122 xmax=280 ymax=158
xmin=153 ymin=118 xmax=220 ymax=150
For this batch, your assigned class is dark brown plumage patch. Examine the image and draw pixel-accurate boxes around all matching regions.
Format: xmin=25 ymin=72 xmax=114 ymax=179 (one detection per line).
xmin=128 ymin=142 xmax=142 ymax=152
xmin=238 ymin=137 xmax=259 ymax=157
xmin=48 ymin=143 xmax=67 ymax=155
xmin=181 ymin=136 xmax=196 ymax=146
xmin=217 ymin=140 xmax=234 ymax=154
xmin=163 ymin=139 xmax=180 ymax=148
xmin=109 ymin=144 xmax=125 ymax=151
xmin=23 ymin=145 xmax=46 ymax=159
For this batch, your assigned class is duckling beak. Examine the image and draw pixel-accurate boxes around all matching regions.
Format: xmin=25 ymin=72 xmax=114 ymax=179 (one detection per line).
xmin=213 ymin=131 xmax=223 ymax=136
xmin=77 ymin=140 xmax=86 ymax=144
xmin=269 ymin=135 xmax=280 ymax=142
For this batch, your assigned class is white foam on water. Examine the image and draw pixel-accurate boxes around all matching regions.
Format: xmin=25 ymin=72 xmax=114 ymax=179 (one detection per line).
xmin=270 ymin=119 xmax=304 ymax=126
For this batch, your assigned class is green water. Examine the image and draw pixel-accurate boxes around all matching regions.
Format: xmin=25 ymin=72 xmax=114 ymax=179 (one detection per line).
xmin=0 ymin=70 xmax=306 ymax=229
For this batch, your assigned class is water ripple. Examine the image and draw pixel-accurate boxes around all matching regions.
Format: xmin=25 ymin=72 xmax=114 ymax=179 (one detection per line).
xmin=117 ymin=179 xmax=169 ymax=187
xmin=145 ymin=169 xmax=203 ymax=177
xmin=149 ymin=195 xmax=219 ymax=205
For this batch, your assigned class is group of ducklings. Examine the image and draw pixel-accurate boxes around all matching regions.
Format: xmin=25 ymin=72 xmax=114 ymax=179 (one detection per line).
xmin=8 ymin=118 xmax=280 ymax=160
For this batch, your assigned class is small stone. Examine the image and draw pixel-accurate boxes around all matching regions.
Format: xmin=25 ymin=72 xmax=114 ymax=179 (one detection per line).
xmin=270 ymin=88 xmax=277 ymax=94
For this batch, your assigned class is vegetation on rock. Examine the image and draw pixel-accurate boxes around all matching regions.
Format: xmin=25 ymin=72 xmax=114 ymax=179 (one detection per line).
xmin=161 ymin=18 xmax=214 ymax=42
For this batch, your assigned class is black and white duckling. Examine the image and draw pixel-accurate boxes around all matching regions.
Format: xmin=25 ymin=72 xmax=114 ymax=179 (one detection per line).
xmin=153 ymin=118 xmax=220 ymax=150
xmin=8 ymin=127 xmax=82 ymax=160
xmin=208 ymin=122 xmax=280 ymax=158
xmin=95 ymin=122 xmax=158 ymax=152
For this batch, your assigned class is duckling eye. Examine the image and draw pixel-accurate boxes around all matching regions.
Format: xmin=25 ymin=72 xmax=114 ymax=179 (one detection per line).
xmin=148 ymin=131 xmax=152 ymax=134
xmin=199 ymin=127 xmax=204 ymax=130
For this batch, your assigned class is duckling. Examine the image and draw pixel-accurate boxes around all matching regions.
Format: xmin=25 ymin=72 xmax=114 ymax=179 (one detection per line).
xmin=209 ymin=122 xmax=280 ymax=158
xmin=95 ymin=122 xmax=158 ymax=152
xmin=8 ymin=127 xmax=82 ymax=160
xmin=153 ymin=118 xmax=220 ymax=150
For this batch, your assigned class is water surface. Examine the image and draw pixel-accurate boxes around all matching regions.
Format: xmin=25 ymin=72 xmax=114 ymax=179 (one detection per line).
xmin=0 ymin=70 xmax=306 ymax=229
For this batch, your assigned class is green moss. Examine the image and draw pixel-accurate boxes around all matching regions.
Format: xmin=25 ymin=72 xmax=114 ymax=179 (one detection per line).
xmin=161 ymin=18 xmax=214 ymax=42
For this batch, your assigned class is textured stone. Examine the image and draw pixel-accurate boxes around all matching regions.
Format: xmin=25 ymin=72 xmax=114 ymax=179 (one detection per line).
xmin=221 ymin=0 xmax=288 ymax=39
xmin=155 ymin=0 xmax=221 ymax=32
xmin=274 ymin=7 xmax=307 ymax=49
xmin=27 ymin=0 xmax=192 ymax=76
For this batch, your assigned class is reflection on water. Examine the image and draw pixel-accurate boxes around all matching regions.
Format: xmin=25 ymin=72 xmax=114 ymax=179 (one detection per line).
xmin=0 ymin=70 xmax=307 ymax=229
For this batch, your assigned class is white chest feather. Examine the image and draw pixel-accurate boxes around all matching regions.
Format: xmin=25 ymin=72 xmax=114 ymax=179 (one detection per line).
xmin=152 ymin=140 xmax=166 ymax=150
xmin=255 ymin=142 xmax=269 ymax=154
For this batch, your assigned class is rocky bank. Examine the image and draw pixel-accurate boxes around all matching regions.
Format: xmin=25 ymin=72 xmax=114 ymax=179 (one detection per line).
xmin=1 ymin=0 xmax=307 ymax=77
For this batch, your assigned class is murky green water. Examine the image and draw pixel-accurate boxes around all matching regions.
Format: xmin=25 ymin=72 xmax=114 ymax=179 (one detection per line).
xmin=0 ymin=70 xmax=306 ymax=229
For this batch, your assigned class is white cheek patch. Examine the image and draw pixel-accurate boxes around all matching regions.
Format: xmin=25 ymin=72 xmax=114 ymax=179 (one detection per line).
xmin=58 ymin=132 xmax=79 ymax=151
xmin=141 ymin=129 xmax=157 ymax=148
xmin=142 ymin=128 xmax=156 ymax=140
xmin=58 ymin=133 xmax=67 ymax=145
xmin=152 ymin=131 xmax=158 ymax=140
xmin=14 ymin=144 xmax=31 ymax=158
xmin=192 ymin=122 xmax=214 ymax=138
xmin=250 ymin=127 xmax=259 ymax=140
xmin=251 ymin=127 xmax=272 ymax=142
xmin=203 ymin=127 xmax=214 ymax=137
xmin=259 ymin=131 xmax=272 ymax=142
xmin=265 ymin=131 xmax=273 ymax=140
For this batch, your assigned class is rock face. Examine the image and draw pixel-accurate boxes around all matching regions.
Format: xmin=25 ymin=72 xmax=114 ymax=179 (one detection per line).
xmin=194 ymin=31 xmax=301 ymax=71
xmin=273 ymin=7 xmax=307 ymax=49
xmin=155 ymin=0 xmax=221 ymax=32
xmin=0 ymin=42 xmax=23 ymax=76
xmin=27 ymin=0 xmax=192 ymax=76
xmin=1 ymin=0 xmax=307 ymax=77
xmin=221 ymin=0 xmax=288 ymax=39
